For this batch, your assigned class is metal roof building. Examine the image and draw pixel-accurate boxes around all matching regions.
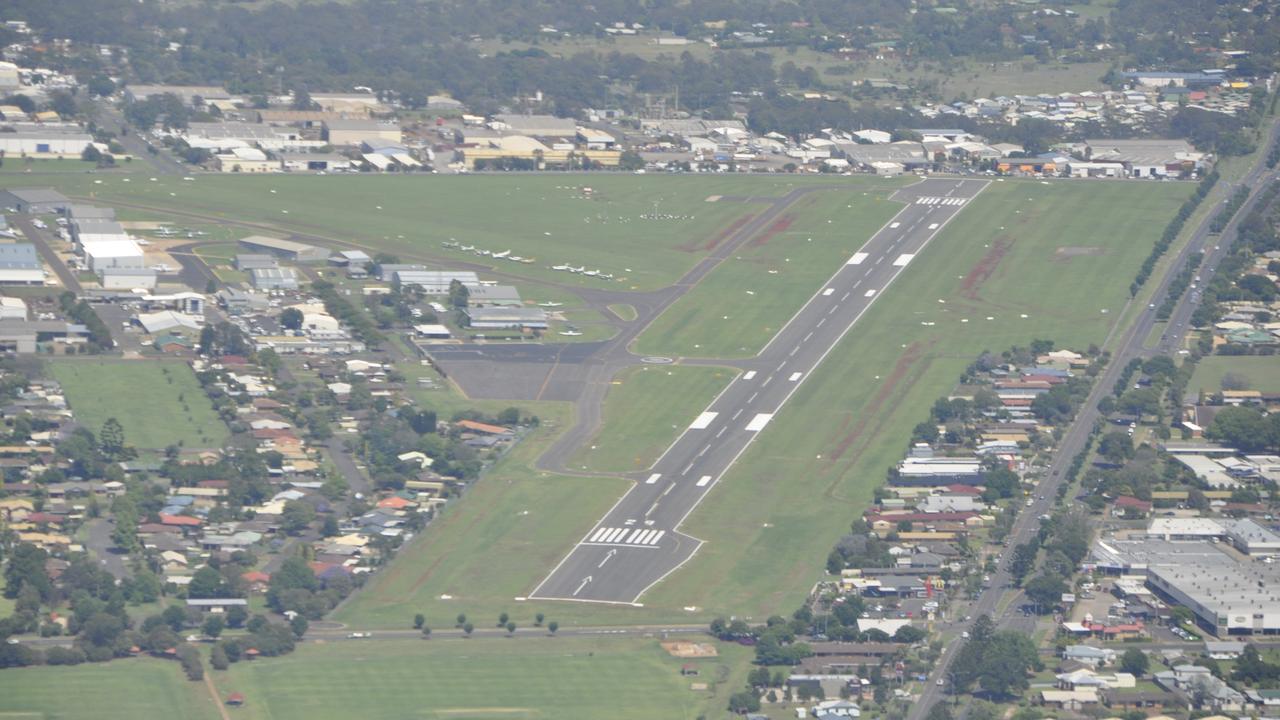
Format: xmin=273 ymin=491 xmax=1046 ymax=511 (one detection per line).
xmin=464 ymin=306 xmax=548 ymax=330
xmin=238 ymin=235 xmax=329 ymax=263
xmin=392 ymin=270 xmax=479 ymax=294
xmin=0 ymin=187 xmax=71 ymax=214
xmin=250 ymin=267 xmax=300 ymax=290
xmin=0 ymin=243 xmax=43 ymax=284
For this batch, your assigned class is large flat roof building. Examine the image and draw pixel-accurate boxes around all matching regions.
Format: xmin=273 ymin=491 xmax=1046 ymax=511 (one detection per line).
xmin=0 ymin=131 xmax=93 ymax=158
xmin=238 ymin=235 xmax=329 ymax=263
xmin=124 ymin=84 xmax=232 ymax=104
xmin=0 ymin=243 xmax=43 ymax=284
xmin=0 ymin=188 xmax=71 ymax=214
xmin=464 ymin=306 xmax=548 ymax=330
xmin=250 ymin=267 xmax=300 ymax=291
xmin=1091 ymin=538 xmax=1280 ymax=636
xmin=493 ymin=114 xmax=577 ymax=138
xmin=322 ymin=119 xmax=401 ymax=146
xmin=82 ymin=239 xmax=144 ymax=271
xmin=392 ymin=270 xmax=479 ymax=294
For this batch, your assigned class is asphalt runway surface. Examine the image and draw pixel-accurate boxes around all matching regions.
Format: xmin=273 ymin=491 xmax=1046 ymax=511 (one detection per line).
xmin=529 ymin=178 xmax=992 ymax=604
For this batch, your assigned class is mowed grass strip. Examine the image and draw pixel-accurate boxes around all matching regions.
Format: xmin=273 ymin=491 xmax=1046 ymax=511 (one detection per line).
xmin=634 ymin=187 xmax=902 ymax=358
xmin=211 ymin=637 xmax=747 ymax=720
xmin=42 ymin=173 xmax=900 ymax=291
xmin=571 ymin=365 xmax=735 ymax=473
xmin=50 ymin=359 xmax=228 ymax=449
xmin=0 ymin=658 xmax=222 ymax=720
xmin=1190 ymin=355 xmax=1280 ymax=395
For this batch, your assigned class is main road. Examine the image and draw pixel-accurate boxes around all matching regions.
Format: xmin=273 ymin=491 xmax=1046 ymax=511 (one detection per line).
xmin=907 ymin=117 xmax=1280 ymax=720
xmin=531 ymin=178 xmax=990 ymax=604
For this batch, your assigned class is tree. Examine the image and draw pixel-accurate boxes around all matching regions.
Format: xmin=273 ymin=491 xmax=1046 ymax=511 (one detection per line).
xmin=99 ymin=418 xmax=126 ymax=460
xmin=210 ymin=644 xmax=230 ymax=670
xmin=1009 ymin=542 xmax=1038 ymax=584
xmin=280 ymin=307 xmax=304 ymax=330
xmin=1098 ymin=431 xmax=1135 ymax=464
xmin=177 ymin=645 xmax=204 ymax=681
xmin=226 ymin=605 xmax=248 ymax=629
xmin=498 ymin=612 xmax=509 ymax=627
xmin=421 ymin=626 xmax=432 ymax=639
xmin=3 ymin=543 xmax=51 ymax=601
xmin=290 ymin=615 xmax=309 ymax=639
xmin=535 ymin=612 xmax=544 ymax=627
xmin=456 ymin=613 xmax=467 ymax=627
xmin=925 ymin=703 xmax=954 ymax=720
xmin=748 ymin=666 xmax=772 ymax=688
xmin=505 ymin=621 xmax=516 ymax=635
xmin=728 ymin=690 xmax=761 ymax=714
xmin=201 ymin=614 xmax=225 ymax=639
xmin=280 ymin=500 xmax=316 ymax=536
xmin=189 ymin=566 xmax=229 ymax=599
xmin=162 ymin=604 xmax=188 ymax=632
xmin=1207 ymin=406 xmax=1273 ymax=452
xmin=414 ymin=613 xmax=425 ymax=629
xmin=1120 ymin=648 xmax=1149 ymax=676
xmin=1024 ymin=574 xmax=1067 ymax=612
xmin=547 ymin=621 xmax=558 ymax=635
xmin=463 ymin=622 xmax=474 ymax=636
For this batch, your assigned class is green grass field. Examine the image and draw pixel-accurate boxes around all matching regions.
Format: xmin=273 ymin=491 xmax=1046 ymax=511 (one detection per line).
xmin=340 ymin=178 xmax=1190 ymax=626
xmin=0 ymin=658 xmax=222 ymax=720
xmin=1189 ymin=355 xmax=1280 ymax=396
xmin=635 ymin=186 xmax=902 ymax=358
xmin=18 ymin=172 xmax=901 ymax=292
xmin=50 ymin=359 xmax=229 ymax=449
xmin=571 ymin=365 xmax=735 ymax=473
xmin=210 ymin=637 xmax=750 ymax=720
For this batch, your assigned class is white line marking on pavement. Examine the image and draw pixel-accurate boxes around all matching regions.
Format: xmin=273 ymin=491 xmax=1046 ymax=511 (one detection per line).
xmin=823 ymin=287 xmax=835 ymax=296
xmin=732 ymin=408 xmax=743 ymax=420
xmin=789 ymin=372 xmax=802 ymax=382
xmin=696 ymin=475 xmax=712 ymax=487
xmin=928 ymin=223 xmax=939 ymax=230
xmin=646 ymin=473 xmax=661 ymax=484
xmin=745 ymin=413 xmax=773 ymax=432
xmin=847 ymin=252 xmax=868 ymax=265
xmin=590 ymin=527 xmax=609 ymax=542
xmin=890 ymin=222 xmax=900 ymax=228
xmin=893 ymin=253 xmax=915 ymax=267
xmin=743 ymin=370 xmax=756 ymax=380
xmin=689 ymin=412 xmax=717 ymax=430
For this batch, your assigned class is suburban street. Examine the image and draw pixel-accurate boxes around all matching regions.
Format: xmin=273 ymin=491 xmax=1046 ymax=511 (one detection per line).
xmin=906 ymin=117 xmax=1280 ymax=719
xmin=531 ymin=178 xmax=991 ymax=604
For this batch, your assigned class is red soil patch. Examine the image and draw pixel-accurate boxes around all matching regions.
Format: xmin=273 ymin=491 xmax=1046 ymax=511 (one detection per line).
xmin=749 ymin=214 xmax=794 ymax=248
xmin=959 ymin=236 xmax=1013 ymax=300
xmin=680 ymin=213 xmax=755 ymax=253
xmin=826 ymin=341 xmax=929 ymax=467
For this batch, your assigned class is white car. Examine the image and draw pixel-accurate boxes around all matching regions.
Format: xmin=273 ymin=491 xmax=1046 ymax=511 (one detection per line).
xmin=347 ymin=632 xmax=370 ymax=639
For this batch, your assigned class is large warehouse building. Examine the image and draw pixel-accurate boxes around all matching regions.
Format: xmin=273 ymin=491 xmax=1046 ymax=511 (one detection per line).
xmin=82 ymin=239 xmax=145 ymax=271
xmin=0 ymin=243 xmax=44 ymax=284
xmin=0 ymin=131 xmax=93 ymax=158
xmin=0 ymin=188 xmax=71 ymax=214
xmin=238 ymin=235 xmax=330 ymax=263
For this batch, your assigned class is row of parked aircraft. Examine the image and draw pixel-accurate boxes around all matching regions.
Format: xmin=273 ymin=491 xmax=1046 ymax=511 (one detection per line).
xmin=441 ymin=240 xmax=536 ymax=264
xmin=151 ymin=226 xmax=208 ymax=239
xmin=549 ymin=264 xmax=614 ymax=280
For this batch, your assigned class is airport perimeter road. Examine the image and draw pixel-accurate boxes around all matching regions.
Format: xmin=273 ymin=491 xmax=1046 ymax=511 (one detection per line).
xmin=908 ymin=119 xmax=1280 ymax=720
xmin=530 ymin=178 xmax=990 ymax=605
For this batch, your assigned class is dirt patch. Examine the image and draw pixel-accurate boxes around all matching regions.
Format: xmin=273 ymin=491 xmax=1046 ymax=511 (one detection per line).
xmin=1054 ymin=246 xmax=1105 ymax=259
xmin=748 ymin=214 xmax=794 ymax=248
xmin=960 ymin=237 xmax=1013 ymax=300
xmin=662 ymin=641 xmax=719 ymax=658
xmin=826 ymin=341 xmax=930 ymax=468
xmin=680 ymin=213 xmax=754 ymax=253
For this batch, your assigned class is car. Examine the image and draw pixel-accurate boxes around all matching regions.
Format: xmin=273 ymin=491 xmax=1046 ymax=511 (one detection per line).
xmin=936 ymin=679 xmax=945 ymax=686
xmin=961 ymin=631 xmax=970 ymax=639
xmin=4 ymin=638 xmax=18 ymax=645
xmin=347 ymin=632 xmax=370 ymax=639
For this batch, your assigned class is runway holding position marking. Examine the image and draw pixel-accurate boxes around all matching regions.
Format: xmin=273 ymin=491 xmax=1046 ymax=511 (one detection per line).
xmin=530 ymin=178 xmax=990 ymax=604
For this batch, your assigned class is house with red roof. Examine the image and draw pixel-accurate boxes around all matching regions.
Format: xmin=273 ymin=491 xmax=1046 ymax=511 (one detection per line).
xmin=1112 ymin=496 xmax=1152 ymax=518
xmin=159 ymin=513 xmax=202 ymax=528
xmin=455 ymin=419 xmax=513 ymax=436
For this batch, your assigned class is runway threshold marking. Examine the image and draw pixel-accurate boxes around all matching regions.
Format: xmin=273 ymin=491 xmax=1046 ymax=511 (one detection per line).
xmin=847 ymin=253 xmax=868 ymax=265
xmin=745 ymin=413 xmax=773 ymax=432
xmin=689 ymin=412 xmax=717 ymax=430
xmin=893 ymin=253 xmax=915 ymax=267
xmin=583 ymin=528 xmax=665 ymax=547
xmin=645 ymin=473 xmax=662 ymax=485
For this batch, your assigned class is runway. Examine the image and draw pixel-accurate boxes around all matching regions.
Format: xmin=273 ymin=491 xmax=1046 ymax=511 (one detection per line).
xmin=529 ymin=177 xmax=991 ymax=604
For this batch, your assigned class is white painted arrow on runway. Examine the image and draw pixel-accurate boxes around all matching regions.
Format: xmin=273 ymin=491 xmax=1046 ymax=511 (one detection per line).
xmin=574 ymin=576 xmax=593 ymax=596
xmin=598 ymin=549 xmax=617 ymax=568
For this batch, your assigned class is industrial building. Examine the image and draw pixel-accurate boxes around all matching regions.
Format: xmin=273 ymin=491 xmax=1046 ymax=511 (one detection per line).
xmin=82 ymin=239 xmax=145 ymax=271
xmin=66 ymin=205 xmax=115 ymax=221
xmin=234 ymin=254 xmax=279 ymax=271
xmin=0 ymin=244 xmax=44 ymax=284
xmin=0 ymin=296 xmax=27 ymax=320
xmin=322 ymin=119 xmax=401 ymax=146
xmin=0 ymin=188 xmax=71 ymax=214
xmin=0 ymin=320 xmax=90 ymax=353
xmin=464 ymin=306 xmax=548 ymax=330
xmin=391 ymin=270 xmax=479 ymax=294
xmin=0 ymin=131 xmax=93 ymax=158
xmin=1091 ymin=538 xmax=1280 ymax=636
xmin=71 ymin=218 xmax=129 ymax=246
xmin=123 ymin=84 xmax=232 ymax=105
xmin=238 ymin=235 xmax=329 ymax=263
xmin=100 ymin=267 xmax=158 ymax=290
xmin=467 ymin=285 xmax=522 ymax=306
xmin=493 ymin=114 xmax=577 ymax=138
xmin=250 ymin=267 xmax=300 ymax=291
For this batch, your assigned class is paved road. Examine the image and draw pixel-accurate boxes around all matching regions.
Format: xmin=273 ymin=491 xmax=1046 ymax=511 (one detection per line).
xmin=907 ymin=118 xmax=1280 ymax=719
xmin=83 ymin=518 xmax=131 ymax=580
xmin=91 ymin=101 xmax=189 ymax=176
xmin=531 ymin=178 xmax=991 ymax=604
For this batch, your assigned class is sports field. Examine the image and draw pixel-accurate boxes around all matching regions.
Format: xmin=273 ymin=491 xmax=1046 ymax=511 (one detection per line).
xmin=209 ymin=637 xmax=747 ymax=720
xmin=571 ymin=365 xmax=735 ymax=473
xmin=0 ymin=658 xmax=221 ymax=720
xmin=1189 ymin=355 xmax=1280 ymax=396
xmin=23 ymin=172 xmax=902 ymax=292
xmin=50 ymin=359 xmax=229 ymax=449
xmin=339 ymin=178 xmax=1190 ymax=626
xmin=634 ymin=187 xmax=903 ymax=358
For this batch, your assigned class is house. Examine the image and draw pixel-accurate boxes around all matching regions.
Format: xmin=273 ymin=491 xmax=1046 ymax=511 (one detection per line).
xmin=1062 ymin=645 xmax=1115 ymax=668
xmin=455 ymin=420 xmax=513 ymax=436
xmin=1040 ymin=688 xmax=1099 ymax=710
xmin=1113 ymin=495 xmax=1152 ymax=518
xmin=1203 ymin=641 xmax=1246 ymax=660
